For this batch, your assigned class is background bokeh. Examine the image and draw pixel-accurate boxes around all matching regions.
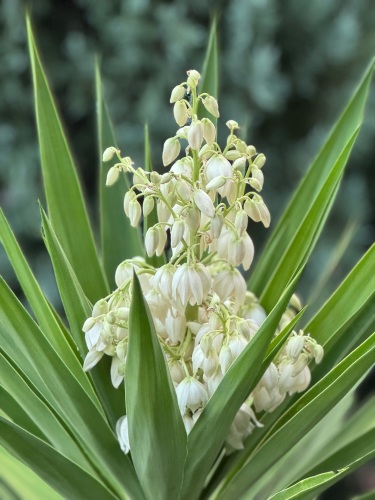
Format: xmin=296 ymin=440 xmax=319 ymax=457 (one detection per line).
xmin=0 ymin=0 xmax=374 ymax=497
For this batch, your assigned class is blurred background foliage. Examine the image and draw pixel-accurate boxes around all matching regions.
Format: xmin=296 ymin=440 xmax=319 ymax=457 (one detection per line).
xmin=0 ymin=0 xmax=374 ymax=496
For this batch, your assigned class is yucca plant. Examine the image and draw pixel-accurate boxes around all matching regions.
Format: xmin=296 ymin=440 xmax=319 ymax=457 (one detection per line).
xmin=0 ymin=17 xmax=374 ymax=500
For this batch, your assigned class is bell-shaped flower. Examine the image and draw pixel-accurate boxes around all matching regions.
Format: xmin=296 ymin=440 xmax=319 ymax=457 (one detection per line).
xmin=163 ymin=137 xmax=180 ymax=166
xmin=176 ymin=376 xmax=208 ymax=414
xmin=187 ymin=121 xmax=203 ymax=150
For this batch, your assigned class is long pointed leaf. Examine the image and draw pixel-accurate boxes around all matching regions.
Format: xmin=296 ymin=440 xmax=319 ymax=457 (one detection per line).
xmin=0 ymin=418 xmax=116 ymax=500
xmin=0 ymin=209 xmax=97 ymax=400
xmin=126 ymin=273 xmax=187 ymax=500
xmin=96 ymin=61 xmax=143 ymax=286
xmin=26 ymin=16 xmax=108 ymax=302
xmin=249 ymin=59 xmax=374 ymax=295
xmin=0 ymin=446 xmax=62 ymax=500
xmin=0 ymin=277 xmax=142 ymax=500
xmin=260 ymin=130 xmax=359 ymax=311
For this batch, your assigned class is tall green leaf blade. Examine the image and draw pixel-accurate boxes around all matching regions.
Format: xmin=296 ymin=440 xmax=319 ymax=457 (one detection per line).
xmin=306 ymin=244 xmax=375 ymax=347
xmin=41 ymin=209 xmax=125 ymax=426
xmin=260 ymin=130 xmax=359 ymax=311
xmin=96 ymin=62 xmax=143 ymax=286
xmin=0 ymin=446 xmax=62 ymax=500
xmin=216 ymin=332 xmax=375 ymax=499
xmin=0 ymin=419 xmax=116 ymax=500
xmin=181 ymin=271 xmax=302 ymax=500
xmin=0 ymin=209 xmax=97 ymax=400
xmin=126 ymin=274 xmax=187 ymax=500
xmin=249 ymin=59 xmax=374 ymax=295
xmin=198 ymin=17 xmax=218 ymax=124
xmin=0 ymin=353 xmax=93 ymax=471
xmin=26 ymin=16 xmax=108 ymax=303
xmin=267 ymin=471 xmax=346 ymax=500
xmin=0 ymin=277 xmax=143 ymax=500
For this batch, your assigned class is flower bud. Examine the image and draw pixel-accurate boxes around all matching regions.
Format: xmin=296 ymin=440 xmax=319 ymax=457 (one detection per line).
xmin=291 ymin=353 xmax=309 ymax=376
xmin=106 ymin=166 xmax=119 ymax=186
xmin=194 ymin=189 xmax=215 ymax=218
xmin=210 ymin=213 xmax=224 ymax=239
xmin=225 ymin=150 xmax=241 ymax=161
xmin=232 ymin=157 xmax=247 ymax=172
xmin=128 ymin=199 xmax=142 ymax=227
xmin=290 ymin=294 xmax=303 ymax=311
xmin=170 ymin=84 xmax=186 ymax=103
xmin=249 ymin=167 xmax=264 ymax=191
xmin=246 ymin=145 xmax=256 ymax=156
xmin=150 ymin=171 xmax=161 ymax=184
xmin=102 ymin=146 xmax=117 ymax=162
xmin=206 ymin=176 xmax=227 ymax=191
xmin=186 ymin=69 xmax=201 ymax=88
xmin=226 ymin=120 xmax=239 ymax=130
xmin=201 ymin=118 xmax=216 ymax=145
xmin=82 ymin=317 xmax=96 ymax=332
xmin=286 ymin=336 xmax=305 ymax=361
xmin=185 ymin=206 xmax=201 ymax=231
xmin=187 ymin=121 xmax=203 ymax=150
xmin=235 ymin=210 xmax=248 ymax=235
xmin=145 ymin=227 xmax=159 ymax=256
xmin=253 ymin=153 xmax=266 ymax=168
xmin=93 ymin=299 xmax=109 ymax=317
xmin=173 ymin=100 xmax=189 ymax=127
xmin=123 ymin=190 xmax=136 ymax=217
xmin=312 ymin=344 xmax=324 ymax=364
xmin=142 ymin=196 xmax=154 ymax=217
xmin=202 ymin=95 xmax=220 ymax=118
xmin=156 ymin=225 xmax=167 ymax=256
xmin=162 ymin=138 xmax=180 ymax=166
xmin=198 ymin=143 xmax=214 ymax=161
xmin=171 ymin=219 xmax=185 ymax=248
xmin=219 ymin=346 xmax=233 ymax=374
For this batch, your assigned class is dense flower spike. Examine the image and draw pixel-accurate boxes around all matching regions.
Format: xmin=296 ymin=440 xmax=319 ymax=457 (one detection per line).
xmin=86 ymin=70 xmax=323 ymax=455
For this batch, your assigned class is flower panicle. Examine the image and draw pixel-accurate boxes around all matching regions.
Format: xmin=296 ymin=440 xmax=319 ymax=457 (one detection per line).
xmin=84 ymin=70 xmax=324 ymax=455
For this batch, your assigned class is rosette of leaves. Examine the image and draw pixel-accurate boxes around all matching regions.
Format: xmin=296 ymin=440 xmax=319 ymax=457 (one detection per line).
xmin=0 ymin=17 xmax=374 ymax=500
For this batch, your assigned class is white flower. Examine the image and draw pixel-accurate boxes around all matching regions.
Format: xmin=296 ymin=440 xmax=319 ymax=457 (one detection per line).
xmin=128 ymin=199 xmax=142 ymax=227
xmin=165 ymin=308 xmax=186 ymax=344
xmin=176 ymin=377 xmax=209 ymax=414
xmin=286 ymin=335 xmax=305 ymax=361
xmin=253 ymin=385 xmax=285 ymax=412
xmin=206 ymin=155 xmax=232 ymax=197
xmin=116 ymin=416 xmax=130 ymax=454
xmin=145 ymin=227 xmax=159 ymax=257
xmin=106 ymin=166 xmax=120 ymax=186
xmin=192 ymin=344 xmax=219 ymax=377
xmin=171 ymin=219 xmax=185 ymax=248
xmin=201 ymin=118 xmax=216 ymax=145
xmin=225 ymin=404 xmax=262 ymax=453
xmin=170 ymin=84 xmax=186 ymax=103
xmin=212 ymin=267 xmax=246 ymax=310
xmin=172 ymin=264 xmax=204 ymax=306
xmin=152 ymin=264 xmax=175 ymax=300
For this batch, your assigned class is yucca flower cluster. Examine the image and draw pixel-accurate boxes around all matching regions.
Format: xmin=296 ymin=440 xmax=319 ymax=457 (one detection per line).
xmin=82 ymin=69 xmax=323 ymax=455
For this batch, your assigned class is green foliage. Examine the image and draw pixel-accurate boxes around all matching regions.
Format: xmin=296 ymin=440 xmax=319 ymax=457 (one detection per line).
xmin=0 ymin=13 xmax=374 ymax=500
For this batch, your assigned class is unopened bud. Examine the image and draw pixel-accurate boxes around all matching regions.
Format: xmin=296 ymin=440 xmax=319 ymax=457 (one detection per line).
xmin=174 ymin=100 xmax=189 ymax=127
xmin=106 ymin=166 xmax=119 ymax=186
xmin=185 ymin=206 xmax=201 ymax=231
xmin=145 ymin=227 xmax=159 ymax=257
xmin=202 ymin=118 xmax=216 ymax=145
xmin=102 ymin=146 xmax=117 ymax=162
xmin=170 ymin=85 xmax=186 ymax=103
xmin=235 ymin=210 xmax=248 ymax=235
xmin=171 ymin=219 xmax=185 ymax=248
xmin=232 ymin=157 xmax=246 ymax=171
xmin=246 ymin=145 xmax=257 ymax=156
xmin=124 ymin=190 xmax=136 ymax=217
xmin=225 ymin=149 xmax=241 ymax=161
xmin=156 ymin=225 xmax=167 ymax=256
xmin=160 ymin=172 xmax=172 ymax=184
xmin=253 ymin=153 xmax=266 ymax=168
xmin=226 ymin=120 xmax=239 ymax=130
xmin=210 ymin=214 xmax=223 ymax=239
xmin=142 ymin=196 xmax=154 ymax=217
xmin=162 ymin=138 xmax=180 ymax=166
xmin=290 ymin=294 xmax=303 ymax=311
xmin=206 ymin=176 xmax=227 ymax=191
xmin=186 ymin=69 xmax=201 ymax=88
xmin=187 ymin=121 xmax=203 ymax=150
xmin=128 ymin=199 xmax=142 ymax=227
xmin=194 ymin=189 xmax=215 ymax=218
xmin=150 ymin=171 xmax=161 ymax=184
xmin=198 ymin=143 xmax=214 ymax=161
xmin=202 ymin=95 xmax=220 ymax=118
